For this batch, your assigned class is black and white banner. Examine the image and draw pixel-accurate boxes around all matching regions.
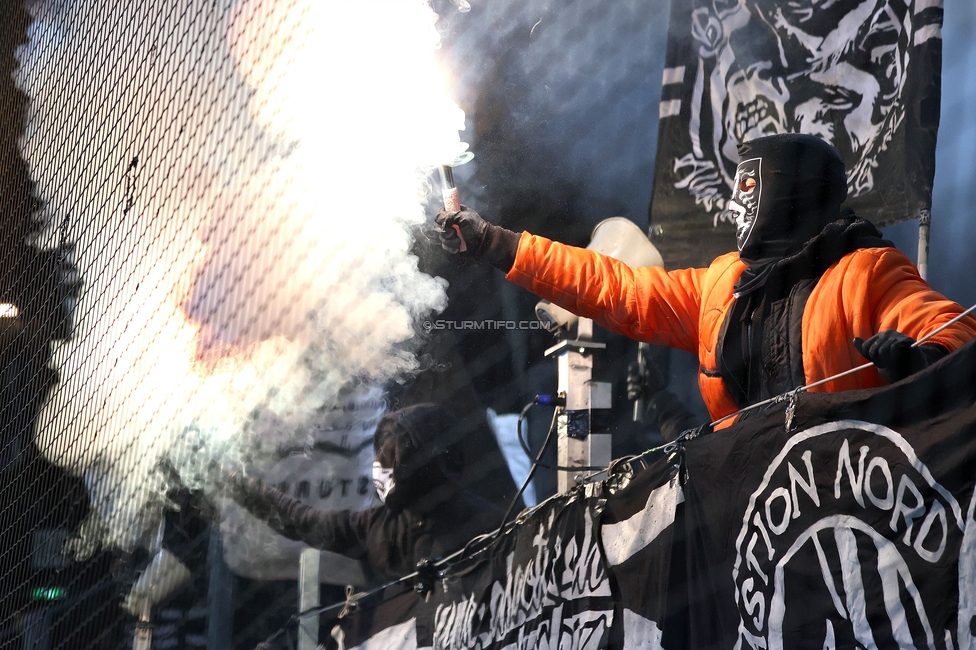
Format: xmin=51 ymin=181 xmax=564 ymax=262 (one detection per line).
xmin=330 ymin=339 xmax=976 ymax=649
xmin=333 ymin=492 xmax=615 ymax=650
xmin=606 ymin=337 xmax=976 ymax=649
xmin=647 ymin=0 xmax=945 ymax=268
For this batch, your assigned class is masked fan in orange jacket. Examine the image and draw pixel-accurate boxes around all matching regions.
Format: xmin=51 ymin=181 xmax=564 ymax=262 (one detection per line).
xmin=435 ymin=134 xmax=976 ymax=424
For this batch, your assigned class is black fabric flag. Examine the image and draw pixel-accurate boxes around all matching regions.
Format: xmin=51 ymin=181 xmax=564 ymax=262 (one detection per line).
xmin=332 ymin=489 xmax=616 ymax=649
xmin=648 ymin=0 xmax=945 ymax=268
xmin=326 ymin=338 xmax=976 ymax=649
xmin=613 ymin=338 xmax=976 ymax=649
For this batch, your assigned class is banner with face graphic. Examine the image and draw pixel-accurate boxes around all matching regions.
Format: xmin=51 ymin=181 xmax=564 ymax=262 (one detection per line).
xmin=649 ymin=0 xmax=944 ymax=268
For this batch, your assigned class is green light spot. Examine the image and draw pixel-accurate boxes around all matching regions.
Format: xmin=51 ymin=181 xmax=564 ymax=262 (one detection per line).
xmin=31 ymin=587 xmax=66 ymax=601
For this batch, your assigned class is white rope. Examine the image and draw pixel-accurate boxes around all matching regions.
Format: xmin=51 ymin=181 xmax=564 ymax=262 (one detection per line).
xmin=258 ymin=301 xmax=976 ymax=647
xmin=572 ymin=299 xmax=976 ymax=484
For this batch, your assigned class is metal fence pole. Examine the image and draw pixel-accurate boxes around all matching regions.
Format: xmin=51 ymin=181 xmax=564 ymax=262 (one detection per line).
xmin=206 ymin=527 xmax=233 ymax=650
xmin=918 ymin=209 xmax=931 ymax=281
xmin=298 ymin=548 xmax=321 ymax=650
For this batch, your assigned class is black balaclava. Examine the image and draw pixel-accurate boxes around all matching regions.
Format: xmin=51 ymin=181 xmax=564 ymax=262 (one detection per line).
xmin=372 ymin=403 xmax=457 ymax=514
xmin=730 ymin=133 xmax=848 ymax=264
xmin=720 ymin=133 xmax=892 ymax=406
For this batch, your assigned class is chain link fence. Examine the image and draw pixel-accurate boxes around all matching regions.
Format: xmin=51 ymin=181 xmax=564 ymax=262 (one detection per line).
xmin=2 ymin=0 xmax=974 ymax=648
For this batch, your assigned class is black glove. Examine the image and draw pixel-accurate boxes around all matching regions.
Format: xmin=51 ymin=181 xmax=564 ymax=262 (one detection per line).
xmin=412 ymin=557 xmax=440 ymax=598
xmin=434 ymin=206 xmax=520 ymax=272
xmin=626 ymin=359 xmax=668 ymax=402
xmin=853 ymin=330 xmax=947 ymax=384
xmin=645 ymin=390 xmax=701 ymax=444
xmin=434 ymin=205 xmax=488 ymax=254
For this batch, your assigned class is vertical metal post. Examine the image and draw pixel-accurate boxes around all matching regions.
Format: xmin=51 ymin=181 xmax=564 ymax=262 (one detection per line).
xmin=918 ymin=209 xmax=931 ymax=281
xmin=298 ymin=548 xmax=320 ymax=650
xmin=548 ymin=318 xmax=612 ymax=494
xmin=206 ymin=527 xmax=233 ymax=650
xmin=22 ymin=610 xmax=51 ymax=650
xmin=132 ymin=520 xmax=166 ymax=650
xmin=632 ymin=342 xmax=650 ymax=422
xmin=132 ymin=600 xmax=152 ymax=650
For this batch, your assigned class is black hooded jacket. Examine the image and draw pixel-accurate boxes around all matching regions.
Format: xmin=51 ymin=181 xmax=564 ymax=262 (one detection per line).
xmin=230 ymin=404 xmax=502 ymax=584
xmin=720 ymin=134 xmax=893 ymax=406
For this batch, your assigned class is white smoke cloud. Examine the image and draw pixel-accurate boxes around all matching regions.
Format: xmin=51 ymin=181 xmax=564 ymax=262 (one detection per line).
xmin=18 ymin=0 xmax=462 ymax=550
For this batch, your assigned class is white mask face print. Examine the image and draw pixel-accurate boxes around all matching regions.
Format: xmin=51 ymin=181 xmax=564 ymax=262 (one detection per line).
xmin=372 ymin=461 xmax=395 ymax=503
xmin=728 ymin=157 xmax=762 ymax=251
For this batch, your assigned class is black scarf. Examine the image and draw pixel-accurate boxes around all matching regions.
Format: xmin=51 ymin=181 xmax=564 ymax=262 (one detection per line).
xmin=734 ymin=212 xmax=893 ymax=298
xmin=720 ymin=213 xmax=892 ymax=408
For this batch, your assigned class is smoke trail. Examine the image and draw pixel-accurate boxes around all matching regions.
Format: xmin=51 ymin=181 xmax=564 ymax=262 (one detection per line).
xmin=18 ymin=0 xmax=462 ymax=551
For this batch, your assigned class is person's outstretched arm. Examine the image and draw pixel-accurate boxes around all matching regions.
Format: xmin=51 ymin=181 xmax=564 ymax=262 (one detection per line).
xmin=435 ymin=206 xmax=708 ymax=353
xmin=845 ymin=248 xmax=976 ymax=383
xmin=228 ymin=475 xmax=369 ymax=558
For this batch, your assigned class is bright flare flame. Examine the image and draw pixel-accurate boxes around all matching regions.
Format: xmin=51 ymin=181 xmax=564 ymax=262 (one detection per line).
xmin=18 ymin=0 xmax=462 ymax=551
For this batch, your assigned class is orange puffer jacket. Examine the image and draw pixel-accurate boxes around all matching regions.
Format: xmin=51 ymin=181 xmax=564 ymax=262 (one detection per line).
xmin=506 ymin=233 xmax=976 ymax=422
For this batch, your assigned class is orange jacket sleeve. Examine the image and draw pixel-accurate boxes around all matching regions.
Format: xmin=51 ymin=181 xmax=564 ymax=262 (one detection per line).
xmin=504 ymin=232 xmax=705 ymax=353
xmin=805 ymin=247 xmax=976 ymax=393
xmin=861 ymin=248 xmax=976 ymax=350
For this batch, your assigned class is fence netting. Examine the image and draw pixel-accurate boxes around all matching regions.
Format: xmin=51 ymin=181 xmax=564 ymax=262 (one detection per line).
xmin=0 ymin=1 xmax=680 ymax=648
